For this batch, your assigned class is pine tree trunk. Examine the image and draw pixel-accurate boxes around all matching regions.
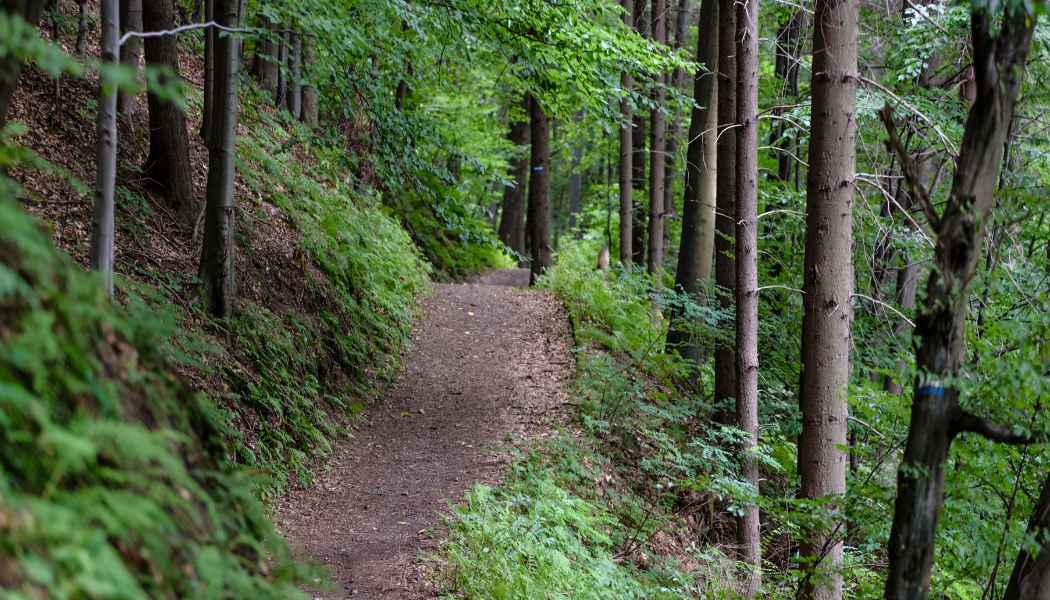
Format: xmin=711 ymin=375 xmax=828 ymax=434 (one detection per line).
xmin=713 ymin=0 xmax=737 ymax=424
xmin=498 ymin=94 xmax=530 ymax=256
xmin=796 ymin=0 xmax=856 ymax=593
xmin=667 ymin=0 xmax=717 ymax=368
xmin=75 ymin=0 xmax=88 ymax=56
xmin=734 ymin=0 xmax=761 ymax=592
xmin=198 ymin=0 xmax=241 ymax=317
xmin=90 ymin=0 xmax=119 ymax=298
xmin=883 ymin=10 xmax=1037 ymax=600
xmin=527 ymin=97 xmax=552 ymax=285
xmin=646 ymin=0 xmax=665 ymax=280
xmin=117 ymin=0 xmax=142 ymax=127
xmin=143 ymin=0 xmax=196 ymax=227
xmin=0 ymin=0 xmax=49 ymax=130
xmin=285 ymin=31 xmax=301 ymax=119
xmin=300 ymin=34 xmax=318 ymax=126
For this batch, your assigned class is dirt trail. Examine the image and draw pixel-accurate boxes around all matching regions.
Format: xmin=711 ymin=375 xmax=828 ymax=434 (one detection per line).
xmin=276 ymin=269 xmax=575 ymax=598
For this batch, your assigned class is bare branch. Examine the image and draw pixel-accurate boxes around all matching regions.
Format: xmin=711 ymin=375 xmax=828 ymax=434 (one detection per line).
xmin=877 ymin=104 xmax=942 ymax=231
xmin=953 ymin=412 xmax=1045 ymax=445
xmin=852 ymin=293 xmax=916 ymax=326
xmin=119 ymin=21 xmax=257 ymax=46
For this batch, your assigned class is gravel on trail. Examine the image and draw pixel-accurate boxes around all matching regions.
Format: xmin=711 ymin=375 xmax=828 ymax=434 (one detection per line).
xmin=275 ymin=269 xmax=575 ymax=599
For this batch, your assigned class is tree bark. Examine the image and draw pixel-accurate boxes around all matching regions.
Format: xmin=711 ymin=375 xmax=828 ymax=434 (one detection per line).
xmin=498 ymin=94 xmax=530 ymax=256
xmin=201 ymin=0 xmax=214 ymax=142
xmin=881 ymin=8 xmax=1038 ymax=600
xmin=117 ymin=0 xmax=142 ymax=127
xmin=662 ymin=0 xmax=689 ymax=258
xmin=143 ymin=0 xmax=196 ymax=227
xmin=568 ymin=110 xmax=583 ymax=232
xmin=251 ymin=20 xmax=279 ymax=90
xmin=75 ymin=0 xmax=88 ymax=56
xmin=713 ymin=0 xmax=737 ymax=424
xmin=667 ymin=0 xmax=717 ymax=367
xmin=796 ymin=0 xmax=856 ymax=593
xmin=646 ymin=0 xmax=666 ymax=280
xmin=735 ymin=0 xmax=761 ymax=592
xmin=90 ymin=0 xmax=119 ymax=298
xmin=527 ymin=96 xmax=552 ymax=285
xmin=0 ymin=0 xmax=49 ymax=130
xmin=1002 ymin=471 xmax=1050 ymax=600
xmin=285 ymin=31 xmax=301 ymax=119
xmin=275 ymin=31 xmax=288 ymax=108
xmin=198 ymin=0 xmax=241 ymax=317
xmin=300 ymin=34 xmax=318 ymax=126
xmin=618 ymin=0 xmax=634 ymax=268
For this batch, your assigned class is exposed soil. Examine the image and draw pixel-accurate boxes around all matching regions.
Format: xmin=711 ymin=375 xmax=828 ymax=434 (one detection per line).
xmin=275 ymin=269 xmax=575 ymax=599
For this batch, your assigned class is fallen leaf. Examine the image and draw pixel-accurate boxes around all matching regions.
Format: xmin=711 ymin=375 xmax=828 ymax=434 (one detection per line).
xmin=468 ymin=311 xmax=474 ymax=316
xmin=398 ymin=521 xmax=409 ymax=525
xmin=418 ymin=528 xmax=427 ymax=534
xmin=401 ymin=412 xmax=410 ymax=417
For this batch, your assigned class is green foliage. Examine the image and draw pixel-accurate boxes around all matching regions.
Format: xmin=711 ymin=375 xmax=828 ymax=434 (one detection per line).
xmin=0 ymin=190 xmax=319 ymax=599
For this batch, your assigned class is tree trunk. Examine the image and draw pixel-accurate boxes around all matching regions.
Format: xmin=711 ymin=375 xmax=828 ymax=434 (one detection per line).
xmin=91 ymin=0 xmax=119 ymax=298
xmin=143 ymin=0 xmax=196 ymax=227
xmin=285 ymin=31 xmax=301 ymax=119
xmin=117 ymin=0 xmax=142 ymax=127
xmin=713 ymin=0 xmax=737 ymax=424
xmin=662 ymin=0 xmax=688 ymax=259
xmin=300 ymin=34 xmax=318 ymax=126
xmin=251 ymin=20 xmax=279 ymax=90
xmin=796 ymin=0 xmax=856 ymax=593
xmin=568 ymin=110 xmax=583 ymax=232
xmin=646 ymin=0 xmax=665 ymax=280
xmin=1002 ymin=471 xmax=1050 ymax=600
xmin=734 ymin=0 xmax=761 ymax=592
xmin=527 ymin=96 xmax=552 ymax=285
xmin=75 ymin=0 xmax=88 ymax=56
xmin=667 ymin=0 xmax=717 ymax=368
xmin=201 ymin=0 xmax=214 ymax=142
xmin=884 ymin=259 xmax=918 ymax=394
xmin=274 ymin=31 xmax=288 ymax=108
xmin=882 ymin=9 xmax=1038 ymax=600
xmin=0 ymin=0 xmax=49 ymax=130
xmin=619 ymin=0 xmax=634 ymax=268
xmin=198 ymin=0 xmax=241 ymax=317
xmin=498 ymin=94 xmax=530 ymax=256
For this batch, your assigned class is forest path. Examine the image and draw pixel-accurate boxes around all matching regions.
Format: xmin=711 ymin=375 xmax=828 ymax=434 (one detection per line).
xmin=275 ymin=269 xmax=575 ymax=599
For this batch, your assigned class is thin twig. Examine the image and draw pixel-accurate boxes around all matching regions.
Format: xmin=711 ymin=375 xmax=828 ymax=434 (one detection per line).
xmin=860 ymin=77 xmax=959 ymax=157
xmin=852 ymin=293 xmax=916 ymax=327
xmin=876 ymin=104 xmax=943 ymax=230
xmin=120 ymin=21 xmax=256 ymax=46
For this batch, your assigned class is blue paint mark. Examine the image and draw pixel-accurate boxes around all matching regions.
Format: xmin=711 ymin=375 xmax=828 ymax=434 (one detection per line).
xmin=917 ymin=385 xmax=946 ymax=397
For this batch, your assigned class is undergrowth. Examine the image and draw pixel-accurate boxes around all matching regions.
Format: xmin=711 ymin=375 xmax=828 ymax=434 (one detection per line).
xmin=0 ymin=190 xmax=318 ymax=599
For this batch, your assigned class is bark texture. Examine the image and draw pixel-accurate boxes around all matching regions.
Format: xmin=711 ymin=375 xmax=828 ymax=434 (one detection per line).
xmin=0 ymin=0 xmax=49 ymax=130
xmin=300 ymin=34 xmax=318 ymax=127
xmin=90 ymin=0 xmax=119 ymax=298
xmin=117 ymin=0 xmax=142 ymax=126
xmin=251 ymin=20 xmax=279 ymax=90
xmin=285 ymin=31 xmax=301 ymax=119
xmin=143 ymin=0 xmax=196 ymax=226
xmin=618 ymin=0 xmax=634 ymax=270
xmin=498 ymin=94 xmax=530 ymax=257
xmin=647 ymin=0 xmax=666 ymax=279
xmin=527 ymin=97 xmax=552 ymax=285
xmin=796 ymin=0 xmax=857 ymax=593
xmin=1002 ymin=471 xmax=1050 ymax=600
xmin=198 ymin=0 xmax=242 ymax=317
xmin=201 ymin=0 xmax=214 ymax=142
xmin=713 ymin=0 xmax=737 ymax=423
xmin=882 ymin=9 xmax=1038 ymax=600
xmin=75 ymin=0 xmax=88 ymax=56
xmin=667 ymin=0 xmax=717 ymax=367
xmin=734 ymin=0 xmax=761 ymax=592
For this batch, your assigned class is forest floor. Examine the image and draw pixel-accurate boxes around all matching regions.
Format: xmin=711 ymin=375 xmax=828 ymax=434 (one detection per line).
xmin=274 ymin=269 xmax=577 ymax=599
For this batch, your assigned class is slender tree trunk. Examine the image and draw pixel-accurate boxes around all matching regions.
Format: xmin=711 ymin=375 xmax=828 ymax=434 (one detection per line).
xmin=75 ymin=0 xmax=88 ymax=56
xmin=735 ymin=0 xmax=761 ymax=592
xmin=667 ymin=0 xmax=717 ymax=367
xmin=198 ymin=0 xmax=241 ymax=317
xmin=0 ymin=0 xmax=49 ymax=130
xmin=498 ymin=94 xmax=530 ymax=256
xmin=630 ymin=0 xmax=649 ymax=268
xmin=143 ymin=0 xmax=196 ymax=227
xmin=1002 ymin=471 xmax=1050 ymax=600
xmin=527 ymin=96 xmax=553 ymax=285
xmin=275 ymin=31 xmax=288 ymax=109
xmin=882 ymin=9 xmax=1038 ymax=600
xmin=884 ymin=259 xmax=918 ymax=394
xmin=91 ymin=0 xmax=119 ymax=298
xmin=796 ymin=0 xmax=857 ymax=593
xmin=201 ymin=0 xmax=214 ymax=142
xmin=568 ymin=110 xmax=583 ymax=232
xmin=646 ymin=0 xmax=665 ymax=279
xmin=618 ymin=9 xmax=634 ymax=267
xmin=117 ymin=0 xmax=142 ymax=127
xmin=285 ymin=31 xmax=301 ymax=119
xmin=251 ymin=20 xmax=279 ymax=90
xmin=713 ymin=0 xmax=737 ymax=424
xmin=662 ymin=0 xmax=689 ymax=259
xmin=300 ymin=35 xmax=318 ymax=126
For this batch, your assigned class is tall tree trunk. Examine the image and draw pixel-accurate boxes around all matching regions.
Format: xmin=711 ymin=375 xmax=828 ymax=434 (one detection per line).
xmin=662 ymin=0 xmax=689 ymax=259
xmin=117 ymin=0 xmax=142 ymax=127
xmin=143 ymin=0 xmax=196 ymax=226
xmin=667 ymin=0 xmax=717 ymax=368
xmin=201 ymin=0 xmax=214 ymax=142
xmin=285 ymin=31 xmax=301 ymax=119
xmin=568 ymin=110 xmax=583 ymax=232
xmin=0 ymin=0 xmax=49 ymax=130
xmin=75 ymin=0 xmax=88 ymax=56
xmin=796 ymin=0 xmax=856 ymax=593
xmin=630 ymin=0 xmax=649 ymax=267
xmin=527 ymin=96 xmax=552 ymax=285
xmin=618 ymin=0 xmax=634 ymax=268
xmin=90 ymin=0 xmax=119 ymax=298
xmin=646 ymin=0 xmax=665 ymax=280
xmin=1002 ymin=471 xmax=1050 ymax=600
xmin=713 ymin=0 xmax=737 ymax=424
xmin=300 ymin=35 xmax=318 ymax=126
xmin=275 ymin=31 xmax=287 ymax=108
xmin=735 ymin=0 xmax=761 ymax=592
xmin=498 ymin=94 xmax=530 ymax=256
xmin=251 ymin=20 xmax=279 ymax=90
xmin=881 ymin=9 xmax=1038 ymax=600
xmin=198 ymin=0 xmax=242 ymax=317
